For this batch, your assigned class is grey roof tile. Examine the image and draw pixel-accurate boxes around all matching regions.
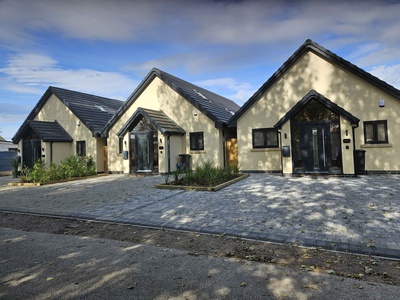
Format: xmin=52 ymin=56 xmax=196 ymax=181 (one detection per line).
xmin=102 ymin=68 xmax=240 ymax=136
xmin=155 ymin=69 xmax=240 ymax=126
xmin=13 ymin=87 xmax=124 ymax=143
xmin=51 ymin=87 xmax=124 ymax=135
xmin=117 ymin=108 xmax=185 ymax=137
xmin=25 ymin=121 xmax=73 ymax=142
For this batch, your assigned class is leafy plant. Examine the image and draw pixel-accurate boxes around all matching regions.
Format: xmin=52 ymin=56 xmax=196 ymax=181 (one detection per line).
xmin=9 ymin=157 xmax=20 ymax=178
xmin=19 ymin=155 xmax=97 ymax=183
xmin=165 ymin=160 xmax=240 ymax=187
xmin=9 ymin=157 xmax=20 ymax=170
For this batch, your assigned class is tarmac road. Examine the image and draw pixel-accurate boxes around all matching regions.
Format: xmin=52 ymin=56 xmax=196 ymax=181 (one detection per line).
xmin=1 ymin=227 xmax=400 ymax=300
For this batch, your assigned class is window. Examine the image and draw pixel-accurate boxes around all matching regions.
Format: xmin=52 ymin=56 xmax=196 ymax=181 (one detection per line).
xmin=364 ymin=120 xmax=388 ymax=144
xmin=252 ymin=128 xmax=279 ymax=148
xmin=190 ymin=132 xmax=204 ymax=150
xmin=76 ymin=141 xmax=86 ymax=156
xmin=118 ymin=137 xmax=123 ymax=154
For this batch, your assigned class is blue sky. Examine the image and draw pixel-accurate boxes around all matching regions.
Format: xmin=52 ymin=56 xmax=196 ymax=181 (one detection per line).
xmin=1 ymin=0 xmax=400 ymax=141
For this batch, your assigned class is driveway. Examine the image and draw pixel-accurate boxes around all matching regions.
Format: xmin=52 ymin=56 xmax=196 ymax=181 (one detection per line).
xmin=0 ymin=174 xmax=399 ymax=258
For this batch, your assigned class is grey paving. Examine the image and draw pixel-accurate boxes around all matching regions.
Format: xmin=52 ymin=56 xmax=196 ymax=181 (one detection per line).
xmin=0 ymin=173 xmax=400 ymax=258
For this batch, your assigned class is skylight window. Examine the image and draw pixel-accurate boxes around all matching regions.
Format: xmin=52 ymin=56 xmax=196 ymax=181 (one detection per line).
xmin=225 ymin=108 xmax=235 ymax=115
xmin=193 ymin=89 xmax=210 ymax=102
xmin=95 ymin=105 xmax=106 ymax=112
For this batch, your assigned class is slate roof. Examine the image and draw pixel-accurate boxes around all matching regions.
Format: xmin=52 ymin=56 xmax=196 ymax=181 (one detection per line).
xmin=117 ymin=108 xmax=186 ymax=137
xmin=102 ymin=68 xmax=240 ymax=136
xmin=25 ymin=121 xmax=73 ymax=142
xmin=13 ymin=87 xmax=124 ymax=143
xmin=229 ymin=39 xmax=400 ymax=127
xmin=275 ymin=90 xmax=360 ymax=129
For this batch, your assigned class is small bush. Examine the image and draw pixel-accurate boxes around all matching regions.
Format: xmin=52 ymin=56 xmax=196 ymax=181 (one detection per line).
xmin=20 ymin=155 xmax=97 ymax=183
xmin=166 ymin=161 xmax=240 ymax=187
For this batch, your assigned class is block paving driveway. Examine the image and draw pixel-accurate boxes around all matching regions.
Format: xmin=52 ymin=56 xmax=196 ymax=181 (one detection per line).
xmin=1 ymin=174 xmax=399 ymax=258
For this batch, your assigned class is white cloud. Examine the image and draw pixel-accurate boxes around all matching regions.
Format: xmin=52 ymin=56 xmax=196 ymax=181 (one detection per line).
xmin=352 ymin=47 xmax=400 ymax=68
xmin=195 ymin=77 xmax=254 ymax=105
xmin=0 ymin=103 xmax=32 ymax=141
xmin=1 ymin=0 xmax=399 ymax=82
xmin=0 ymin=52 xmax=138 ymax=100
xmin=1 ymin=0 xmax=399 ymax=47
xmin=369 ymin=64 xmax=400 ymax=89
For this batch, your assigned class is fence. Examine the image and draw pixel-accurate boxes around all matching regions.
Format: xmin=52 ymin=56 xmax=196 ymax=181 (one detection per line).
xmin=0 ymin=151 xmax=18 ymax=173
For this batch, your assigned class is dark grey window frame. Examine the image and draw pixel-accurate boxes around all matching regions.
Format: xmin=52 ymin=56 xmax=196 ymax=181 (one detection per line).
xmin=76 ymin=141 xmax=86 ymax=156
xmin=252 ymin=128 xmax=279 ymax=149
xmin=364 ymin=120 xmax=388 ymax=144
xmin=118 ymin=137 xmax=123 ymax=154
xmin=190 ymin=132 xmax=204 ymax=151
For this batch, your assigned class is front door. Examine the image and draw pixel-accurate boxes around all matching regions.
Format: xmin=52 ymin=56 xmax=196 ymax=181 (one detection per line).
xmin=23 ymin=139 xmax=41 ymax=168
xmin=301 ymin=124 xmax=330 ymax=173
xmin=130 ymin=132 xmax=154 ymax=172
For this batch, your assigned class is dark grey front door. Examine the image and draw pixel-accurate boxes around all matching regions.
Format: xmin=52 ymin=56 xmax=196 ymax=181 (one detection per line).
xmin=300 ymin=124 xmax=331 ymax=173
xmin=130 ymin=132 xmax=154 ymax=172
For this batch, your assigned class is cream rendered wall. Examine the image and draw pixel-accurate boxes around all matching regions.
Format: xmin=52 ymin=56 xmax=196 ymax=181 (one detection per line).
xmin=46 ymin=142 xmax=72 ymax=165
xmin=169 ymin=135 xmax=184 ymax=173
xmin=33 ymin=94 xmax=102 ymax=171
xmin=107 ymin=77 xmax=223 ymax=173
xmin=237 ymin=50 xmax=400 ymax=173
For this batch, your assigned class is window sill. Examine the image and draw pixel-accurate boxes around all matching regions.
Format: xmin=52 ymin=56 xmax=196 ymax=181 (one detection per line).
xmin=190 ymin=150 xmax=206 ymax=154
xmin=251 ymin=148 xmax=280 ymax=152
xmin=360 ymin=143 xmax=392 ymax=148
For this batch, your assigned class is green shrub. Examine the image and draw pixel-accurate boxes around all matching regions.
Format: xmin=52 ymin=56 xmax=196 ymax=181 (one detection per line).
xmin=20 ymin=155 xmax=97 ymax=183
xmin=167 ymin=160 xmax=240 ymax=187
xmin=30 ymin=159 xmax=47 ymax=183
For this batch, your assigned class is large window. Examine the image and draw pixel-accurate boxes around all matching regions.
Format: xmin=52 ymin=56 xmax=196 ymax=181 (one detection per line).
xmin=252 ymin=128 xmax=279 ymax=148
xmin=76 ymin=141 xmax=86 ymax=156
xmin=364 ymin=120 xmax=388 ymax=144
xmin=190 ymin=132 xmax=204 ymax=150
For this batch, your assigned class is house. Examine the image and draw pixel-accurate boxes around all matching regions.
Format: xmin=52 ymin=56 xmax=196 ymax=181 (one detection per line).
xmin=229 ymin=39 xmax=400 ymax=176
xmin=0 ymin=136 xmax=18 ymax=175
xmin=101 ymin=68 xmax=240 ymax=174
xmin=13 ymin=40 xmax=399 ymax=177
xmin=12 ymin=87 xmax=124 ymax=172
xmin=0 ymin=136 xmax=17 ymax=152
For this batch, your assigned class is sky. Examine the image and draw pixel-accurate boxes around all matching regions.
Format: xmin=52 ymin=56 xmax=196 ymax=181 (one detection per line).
xmin=1 ymin=0 xmax=400 ymax=141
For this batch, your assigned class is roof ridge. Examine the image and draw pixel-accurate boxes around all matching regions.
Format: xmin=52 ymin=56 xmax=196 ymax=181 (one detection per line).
xmin=50 ymin=86 xmax=123 ymax=103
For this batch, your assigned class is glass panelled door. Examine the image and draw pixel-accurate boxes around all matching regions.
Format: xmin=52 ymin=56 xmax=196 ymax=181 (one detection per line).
xmin=301 ymin=124 xmax=331 ymax=173
xmin=130 ymin=132 xmax=154 ymax=172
